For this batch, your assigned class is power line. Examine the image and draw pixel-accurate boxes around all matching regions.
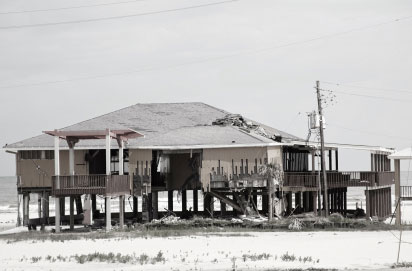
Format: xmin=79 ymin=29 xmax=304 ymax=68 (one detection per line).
xmin=322 ymin=81 xmax=412 ymax=95
xmin=1 ymin=14 xmax=411 ymax=89
xmin=322 ymin=89 xmax=412 ymax=103
xmin=0 ymin=0 xmax=146 ymax=15
xmin=0 ymin=0 xmax=239 ymax=30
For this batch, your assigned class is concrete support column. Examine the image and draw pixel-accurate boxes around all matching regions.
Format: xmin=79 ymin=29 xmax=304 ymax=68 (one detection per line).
xmin=182 ymin=190 xmax=187 ymax=212
xmin=152 ymin=191 xmax=158 ymax=219
xmin=83 ymin=195 xmax=92 ymax=226
xmin=105 ymin=132 xmax=112 ymax=232
xmin=193 ymin=189 xmax=198 ymax=213
xmin=54 ymin=135 xmax=61 ymax=233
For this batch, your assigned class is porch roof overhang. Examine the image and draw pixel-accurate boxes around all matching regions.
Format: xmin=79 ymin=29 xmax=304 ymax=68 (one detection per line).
xmin=43 ymin=129 xmax=144 ymax=142
xmin=287 ymin=140 xmax=395 ymax=154
xmin=388 ymin=147 xmax=412 ymax=160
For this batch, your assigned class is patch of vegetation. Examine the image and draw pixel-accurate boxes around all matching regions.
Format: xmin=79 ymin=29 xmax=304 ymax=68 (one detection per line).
xmin=391 ymin=262 xmax=412 ymax=268
xmin=242 ymin=253 xmax=271 ymax=262
xmin=20 ymin=251 xmax=165 ymax=265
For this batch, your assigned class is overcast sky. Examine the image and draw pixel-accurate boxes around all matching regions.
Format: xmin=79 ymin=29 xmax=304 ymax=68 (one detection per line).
xmin=1 ymin=0 xmax=412 ymax=176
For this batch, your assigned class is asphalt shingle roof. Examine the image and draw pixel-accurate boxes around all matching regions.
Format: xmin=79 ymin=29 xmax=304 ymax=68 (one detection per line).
xmin=4 ymin=102 xmax=301 ymax=150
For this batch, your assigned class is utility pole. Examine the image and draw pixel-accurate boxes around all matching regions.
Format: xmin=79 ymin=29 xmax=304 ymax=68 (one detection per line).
xmin=316 ymin=80 xmax=329 ymax=217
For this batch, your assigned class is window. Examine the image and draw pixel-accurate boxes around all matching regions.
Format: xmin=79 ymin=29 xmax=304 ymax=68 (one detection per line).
xmin=19 ymin=150 xmax=53 ymax=160
xmin=110 ymin=149 xmax=129 ymax=174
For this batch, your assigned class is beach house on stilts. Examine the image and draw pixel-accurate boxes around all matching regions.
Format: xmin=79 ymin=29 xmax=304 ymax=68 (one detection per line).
xmin=2 ymin=103 xmax=396 ymax=231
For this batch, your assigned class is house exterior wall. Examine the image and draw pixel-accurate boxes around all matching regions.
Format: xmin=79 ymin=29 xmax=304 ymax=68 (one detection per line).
xmin=200 ymin=146 xmax=283 ymax=191
xmin=16 ymin=150 xmax=88 ymax=188
xmin=129 ymin=149 xmax=152 ymax=176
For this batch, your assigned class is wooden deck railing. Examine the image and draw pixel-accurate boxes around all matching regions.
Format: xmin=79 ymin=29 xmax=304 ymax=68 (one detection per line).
xmin=284 ymin=171 xmax=394 ymax=188
xmin=51 ymin=175 xmax=131 ymax=196
xmin=401 ymin=186 xmax=412 ymax=199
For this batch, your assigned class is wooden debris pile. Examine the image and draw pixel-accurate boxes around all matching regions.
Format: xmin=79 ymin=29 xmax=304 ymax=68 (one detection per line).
xmin=212 ymin=114 xmax=280 ymax=141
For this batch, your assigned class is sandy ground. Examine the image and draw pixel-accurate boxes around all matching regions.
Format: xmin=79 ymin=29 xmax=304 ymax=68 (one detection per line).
xmin=1 ymin=191 xmax=412 ymax=270
xmin=0 ymin=230 xmax=412 ymax=270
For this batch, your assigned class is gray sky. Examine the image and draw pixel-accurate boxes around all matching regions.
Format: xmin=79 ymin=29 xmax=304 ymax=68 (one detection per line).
xmin=1 ymin=0 xmax=412 ymax=176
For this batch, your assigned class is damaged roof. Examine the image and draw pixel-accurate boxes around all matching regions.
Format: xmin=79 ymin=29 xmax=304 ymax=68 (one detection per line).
xmin=4 ymin=102 xmax=302 ymax=150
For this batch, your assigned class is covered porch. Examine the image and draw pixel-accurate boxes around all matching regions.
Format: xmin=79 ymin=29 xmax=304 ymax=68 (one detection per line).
xmin=44 ymin=129 xmax=142 ymax=232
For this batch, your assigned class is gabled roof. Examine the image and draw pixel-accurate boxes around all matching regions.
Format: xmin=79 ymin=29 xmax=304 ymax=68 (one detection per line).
xmin=4 ymin=102 xmax=301 ymax=150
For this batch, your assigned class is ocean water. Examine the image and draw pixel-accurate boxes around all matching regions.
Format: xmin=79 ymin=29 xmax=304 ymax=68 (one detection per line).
xmin=0 ymin=176 xmax=18 ymax=210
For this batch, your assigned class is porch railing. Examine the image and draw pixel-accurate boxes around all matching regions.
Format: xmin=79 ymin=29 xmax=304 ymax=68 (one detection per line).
xmin=284 ymin=171 xmax=394 ymax=188
xmin=401 ymin=186 xmax=412 ymax=199
xmin=51 ymin=175 xmax=131 ymax=196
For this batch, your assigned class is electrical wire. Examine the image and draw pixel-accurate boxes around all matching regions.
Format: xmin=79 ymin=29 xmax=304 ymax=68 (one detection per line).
xmin=321 ymin=89 xmax=412 ymax=103
xmin=0 ymin=0 xmax=239 ymax=30
xmin=1 ymin=15 xmax=411 ymax=90
xmin=322 ymin=81 xmax=412 ymax=95
xmin=0 ymin=0 xmax=147 ymax=15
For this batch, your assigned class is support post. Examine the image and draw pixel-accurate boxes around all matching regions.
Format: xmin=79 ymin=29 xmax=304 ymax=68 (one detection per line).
xmin=193 ymin=189 xmax=198 ymax=213
xmin=395 ymin=159 xmax=401 ymax=226
xmin=152 ymin=191 xmax=158 ymax=219
xmin=286 ymin=192 xmax=292 ymax=214
xmin=70 ymin=196 xmax=74 ymax=230
xmin=312 ymin=192 xmax=318 ymax=215
xmin=268 ymin=177 xmax=273 ymax=221
xmin=54 ymin=135 xmax=61 ymax=233
xmin=42 ymin=192 xmax=49 ymax=226
xmin=220 ymin=201 xmax=226 ymax=216
xmin=23 ymin=193 xmax=29 ymax=227
xmin=91 ymin=195 xmax=97 ymax=218
xmin=182 ymin=190 xmax=187 ymax=212
xmin=105 ymin=132 xmax=112 ymax=231
xmin=168 ymin=190 xmax=173 ymax=211
xmin=37 ymin=193 xmax=42 ymax=223
xmin=118 ymin=139 xmax=125 ymax=229
xmin=133 ymin=196 xmax=138 ymax=218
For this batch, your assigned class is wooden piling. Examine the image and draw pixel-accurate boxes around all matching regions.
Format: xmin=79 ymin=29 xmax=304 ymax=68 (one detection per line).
xmin=152 ymin=191 xmax=158 ymax=219
xmin=182 ymin=190 xmax=187 ymax=212
xmin=193 ymin=189 xmax=198 ymax=213
xmin=23 ymin=193 xmax=29 ymax=226
xmin=133 ymin=196 xmax=138 ymax=218
xmin=168 ymin=190 xmax=173 ymax=212
xmin=91 ymin=194 xmax=97 ymax=217
xmin=70 ymin=196 xmax=74 ymax=230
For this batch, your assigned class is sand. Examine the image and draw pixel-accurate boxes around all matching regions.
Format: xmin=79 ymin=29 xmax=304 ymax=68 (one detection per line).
xmin=0 ymin=230 xmax=411 ymax=270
